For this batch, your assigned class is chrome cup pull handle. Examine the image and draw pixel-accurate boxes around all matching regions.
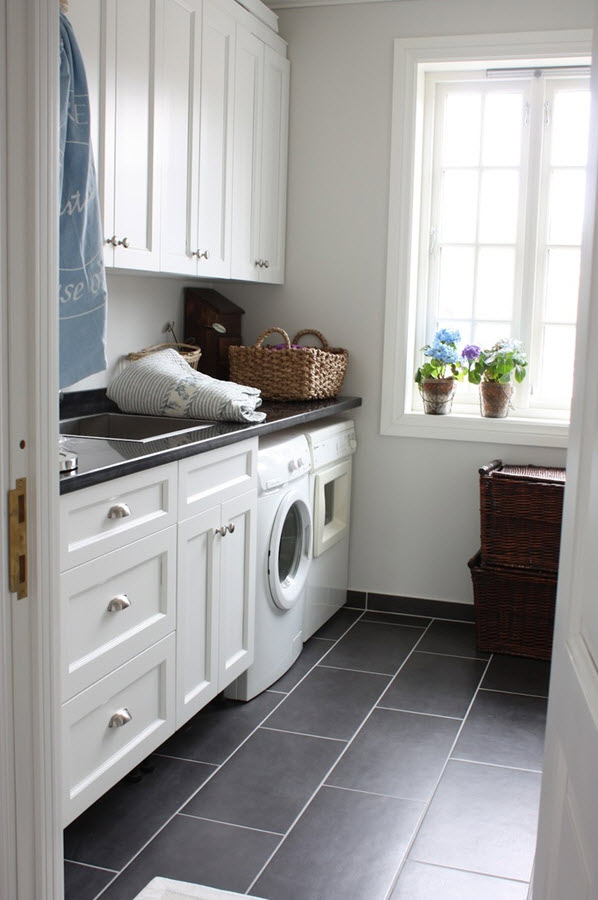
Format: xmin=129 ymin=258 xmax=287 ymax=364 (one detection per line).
xmin=107 ymin=594 xmax=131 ymax=613
xmin=226 ymin=522 xmax=235 ymax=534
xmin=108 ymin=503 xmax=131 ymax=519
xmin=215 ymin=525 xmax=227 ymax=537
xmin=108 ymin=708 xmax=132 ymax=728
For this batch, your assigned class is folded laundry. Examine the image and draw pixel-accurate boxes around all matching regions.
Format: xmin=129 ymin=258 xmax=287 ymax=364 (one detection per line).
xmin=107 ymin=349 xmax=266 ymax=424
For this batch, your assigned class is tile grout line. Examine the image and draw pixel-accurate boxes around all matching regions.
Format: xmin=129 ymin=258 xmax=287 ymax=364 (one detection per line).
xmin=450 ymin=756 xmax=543 ymax=775
xmin=64 ymin=859 xmax=119 ymax=874
xmin=376 ymin=705 xmax=463 ymax=721
xmin=259 ymin=725 xmax=348 ymax=742
xmin=87 ymin=609 xmax=368 ymax=900
xmin=178 ymin=812 xmax=285 ymax=836
xmin=317 ymin=663 xmax=397 ymax=677
xmin=152 ymin=752 xmax=220 ymax=767
xmin=479 ymin=686 xmax=549 ymax=700
xmin=407 ymin=857 xmax=530 ymax=886
xmin=381 ymin=648 xmax=496 ymax=900
xmin=244 ymin=618 xmax=436 ymax=896
xmin=415 ymin=649 xmax=490 ymax=661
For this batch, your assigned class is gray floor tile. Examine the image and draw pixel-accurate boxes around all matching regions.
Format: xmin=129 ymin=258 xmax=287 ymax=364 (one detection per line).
xmin=63 ymin=754 xmax=215 ymax=870
xmin=326 ymin=708 xmax=459 ymax=801
xmin=264 ymin=665 xmax=390 ymax=740
xmin=253 ymin=786 xmax=424 ymax=900
xmin=390 ymin=860 xmax=529 ymax=899
xmin=183 ymin=727 xmax=344 ymax=833
xmin=361 ymin=610 xmax=432 ymax=628
xmin=482 ymin=654 xmax=551 ymax=697
xmin=453 ymin=690 xmax=547 ymax=770
xmin=321 ymin=620 xmax=423 ymax=675
xmin=416 ymin=620 xmax=489 ymax=658
xmin=313 ymin=607 xmax=362 ymax=640
xmin=157 ymin=691 xmax=281 ymax=765
xmin=380 ymin=651 xmax=486 ymax=718
xmin=97 ymin=814 xmax=280 ymax=900
xmin=271 ymin=637 xmax=334 ymax=693
xmin=367 ymin=594 xmax=475 ymax=621
xmin=64 ymin=861 xmax=115 ymax=900
xmin=410 ymin=760 xmax=541 ymax=881
xmin=346 ymin=590 xmax=366 ymax=610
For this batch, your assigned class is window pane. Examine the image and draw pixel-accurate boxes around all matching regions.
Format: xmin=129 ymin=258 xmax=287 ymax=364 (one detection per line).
xmin=442 ymin=92 xmax=482 ymax=166
xmin=482 ymin=92 xmax=523 ymax=166
xmin=439 ymin=170 xmax=478 ymax=242
xmin=475 ymin=247 xmax=515 ymax=320
xmin=537 ymin=324 xmax=576 ymax=401
xmin=438 ymin=246 xmax=475 ymax=319
xmin=473 ymin=321 xmax=512 ymax=350
xmin=551 ymin=90 xmax=590 ymax=167
xmin=548 ymin=169 xmax=586 ymax=245
xmin=545 ymin=248 xmax=581 ymax=324
xmin=479 ymin=170 xmax=519 ymax=243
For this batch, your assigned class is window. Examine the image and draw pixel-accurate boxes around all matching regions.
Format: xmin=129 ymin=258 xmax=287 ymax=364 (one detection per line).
xmin=381 ymin=32 xmax=593 ymax=447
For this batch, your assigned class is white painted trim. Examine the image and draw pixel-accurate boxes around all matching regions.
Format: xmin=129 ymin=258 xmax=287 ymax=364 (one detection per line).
xmin=380 ymin=30 xmax=592 ymax=446
xmin=4 ymin=1 xmax=63 ymax=898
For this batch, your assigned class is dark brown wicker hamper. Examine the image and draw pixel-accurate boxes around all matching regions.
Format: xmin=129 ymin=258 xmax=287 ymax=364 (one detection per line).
xmin=468 ymin=552 xmax=556 ymax=660
xmin=479 ymin=460 xmax=565 ymax=573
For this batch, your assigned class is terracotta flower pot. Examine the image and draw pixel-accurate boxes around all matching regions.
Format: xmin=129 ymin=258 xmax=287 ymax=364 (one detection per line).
xmin=419 ymin=377 xmax=456 ymax=415
xmin=480 ymin=381 xmax=513 ymax=418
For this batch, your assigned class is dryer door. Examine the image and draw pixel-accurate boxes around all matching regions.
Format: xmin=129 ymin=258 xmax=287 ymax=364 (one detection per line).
xmin=268 ymin=488 xmax=312 ymax=610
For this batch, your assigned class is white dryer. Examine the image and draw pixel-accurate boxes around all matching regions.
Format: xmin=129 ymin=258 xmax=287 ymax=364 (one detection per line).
xmin=225 ymin=432 xmax=312 ymax=701
xmin=302 ymin=419 xmax=357 ymax=641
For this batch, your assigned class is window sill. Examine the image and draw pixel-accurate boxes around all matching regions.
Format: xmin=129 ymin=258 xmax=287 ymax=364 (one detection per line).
xmin=382 ymin=410 xmax=568 ymax=447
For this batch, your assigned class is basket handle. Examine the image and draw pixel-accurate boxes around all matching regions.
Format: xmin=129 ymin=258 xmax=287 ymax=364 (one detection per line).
xmin=478 ymin=459 xmax=503 ymax=476
xmin=125 ymin=342 xmax=200 ymax=360
xmin=292 ymin=329 xmax=329 ymax=349
xmin=254 ymin=327 xmax=291 ymax=348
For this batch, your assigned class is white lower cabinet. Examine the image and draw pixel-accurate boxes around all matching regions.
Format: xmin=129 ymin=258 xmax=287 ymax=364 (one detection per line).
xmin=60 ymin=440 xmax=258 ymax=824
xmin=62 ymin=633 xmax=176 ymax=825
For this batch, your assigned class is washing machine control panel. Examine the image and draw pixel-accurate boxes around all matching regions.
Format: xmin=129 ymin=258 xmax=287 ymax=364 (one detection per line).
xmin=310 ymin=425 xmax=357 ymax=470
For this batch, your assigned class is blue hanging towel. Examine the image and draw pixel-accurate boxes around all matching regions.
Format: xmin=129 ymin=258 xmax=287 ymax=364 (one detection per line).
xmin=59 ymin=12 xmax=107 ymax=388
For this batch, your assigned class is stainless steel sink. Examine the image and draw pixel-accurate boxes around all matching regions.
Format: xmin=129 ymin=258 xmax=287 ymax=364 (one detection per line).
xmin=60 ymin=412 xmax=218 ymax=443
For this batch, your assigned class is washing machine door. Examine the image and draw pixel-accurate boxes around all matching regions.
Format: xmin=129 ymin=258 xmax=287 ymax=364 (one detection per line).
xmin=268 ymin=488 xmax=312 ymax=610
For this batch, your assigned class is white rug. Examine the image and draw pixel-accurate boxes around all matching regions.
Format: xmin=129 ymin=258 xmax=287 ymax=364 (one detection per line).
xmin=133 ymin=877 xmax=261 ymax=900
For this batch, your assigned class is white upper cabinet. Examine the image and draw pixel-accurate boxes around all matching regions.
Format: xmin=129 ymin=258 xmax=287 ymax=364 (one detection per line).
xmin=231 ymin=30 xmax=289 ymax=284
xmin=105 ymin=0 xmax=163 ymax=270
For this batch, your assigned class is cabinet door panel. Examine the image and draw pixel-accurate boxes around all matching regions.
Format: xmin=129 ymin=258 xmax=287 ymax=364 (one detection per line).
xmin=259 ymin=47 xmax=289 ymax=284
xmin=218 ymin=490 xmax=256 ymax=689
xmin=109 ymin=0 xmax=162 ymax=269
xmin=161 ymin=0 xmax=202 ymax=275
xmin=195 ymin=0 xmax=235 ymax=277
xmin=230 ymin=27 xmax=262 ymax=281
xmin=176 ymin=506 xmax=221 ymax=727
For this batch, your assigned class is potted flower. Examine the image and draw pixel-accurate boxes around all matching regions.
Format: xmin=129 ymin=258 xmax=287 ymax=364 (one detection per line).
xmin=465 ymin=339 xmax=528 ymax=418
xmin=414 ymin=328 xmax=465 ymax=415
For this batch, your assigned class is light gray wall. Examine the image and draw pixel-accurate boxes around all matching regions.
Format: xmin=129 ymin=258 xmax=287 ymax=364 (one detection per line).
xmin=226 ymin=0 xmax=594 ymax=604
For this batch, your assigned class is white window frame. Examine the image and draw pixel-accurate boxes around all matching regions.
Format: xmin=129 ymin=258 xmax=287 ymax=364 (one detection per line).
xmin=380 ymin=30 xmax=592 ymax=448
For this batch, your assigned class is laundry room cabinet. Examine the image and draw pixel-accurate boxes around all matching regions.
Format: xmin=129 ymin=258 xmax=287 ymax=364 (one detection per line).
xmin=67 ymin=0 xmax=163 ymax=271
xmin=67 ymin=0 xmax=289 ymax=282
xmin=176 ymin=442 xmax=257 ymax=726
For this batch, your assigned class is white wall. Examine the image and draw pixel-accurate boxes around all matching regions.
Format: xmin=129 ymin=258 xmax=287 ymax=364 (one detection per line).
xmin=226 ymin=0 xmax=593 ymax=604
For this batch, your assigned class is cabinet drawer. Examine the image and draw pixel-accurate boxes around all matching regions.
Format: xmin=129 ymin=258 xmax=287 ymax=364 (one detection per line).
xmin=60 ymin=463 xmax=178 ymax=570
xmin=178 ymin=438 xmax=257 ymax=520
xmin=62 ymin=634 xmax=175 ymax=826
xmin=61 ymin=528 xmax=177 ymax=701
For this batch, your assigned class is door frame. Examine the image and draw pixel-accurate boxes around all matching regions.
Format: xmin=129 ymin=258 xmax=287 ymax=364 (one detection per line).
xmin=1 ymin=1 xmax=63 ymax=899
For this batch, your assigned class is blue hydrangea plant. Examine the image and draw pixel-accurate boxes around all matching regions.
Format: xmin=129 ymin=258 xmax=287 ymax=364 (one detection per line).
xmin=414 ymin=328 xmax=466 ymax=383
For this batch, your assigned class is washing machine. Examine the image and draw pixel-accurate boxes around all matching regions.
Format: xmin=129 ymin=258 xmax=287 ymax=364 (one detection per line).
xmin=302 ymin=419 xmax=357 ymax=641
xmin=225 ymin=432 xmax=312 ymax=701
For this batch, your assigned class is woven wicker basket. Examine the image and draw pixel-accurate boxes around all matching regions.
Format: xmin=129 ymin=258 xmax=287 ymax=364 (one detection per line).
xmin=468 ymin=552 xmax=556 ymax=660
xmin=479 ymin=460 xmax=565 ymax=573
xmin=126 ymin=342 xmax=202 ymax=370
xmin=228 ymin=327 xmax=348 ymax=401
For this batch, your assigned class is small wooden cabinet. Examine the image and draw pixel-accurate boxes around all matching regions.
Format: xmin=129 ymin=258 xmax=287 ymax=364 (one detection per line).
xmin=59 ymin=439 xmax=257 ymax=825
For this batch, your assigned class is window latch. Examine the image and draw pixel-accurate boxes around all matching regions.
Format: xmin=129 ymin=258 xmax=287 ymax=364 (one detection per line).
xmin=429 ymin=227 xmax=438 ymax=257
xmin=544 ymin=101 xmax=551 ymax=126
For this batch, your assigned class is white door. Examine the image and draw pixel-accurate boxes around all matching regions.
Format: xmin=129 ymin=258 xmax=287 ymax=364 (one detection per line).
xmin=532 ymin=10 xmax=598 ymax=896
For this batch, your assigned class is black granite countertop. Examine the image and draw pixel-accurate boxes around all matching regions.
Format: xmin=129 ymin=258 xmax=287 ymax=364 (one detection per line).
xmin=59 ymin=394 xmax=362 ymax=494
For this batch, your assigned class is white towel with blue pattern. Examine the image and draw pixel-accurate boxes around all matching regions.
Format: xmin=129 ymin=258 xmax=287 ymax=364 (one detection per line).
xmin=107 ymin=350 xmax=266 ymax=423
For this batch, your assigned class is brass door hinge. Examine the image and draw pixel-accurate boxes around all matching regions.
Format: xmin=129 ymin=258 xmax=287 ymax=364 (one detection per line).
xmin=8 ymin=478 xmax=27 ymax=600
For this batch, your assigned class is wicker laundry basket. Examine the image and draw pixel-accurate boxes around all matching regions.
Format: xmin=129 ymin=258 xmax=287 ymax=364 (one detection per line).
xmin=228 ymin=327 xmax=348 ymax=401
xmin=126 ymin=342 xmax=202 ymax=370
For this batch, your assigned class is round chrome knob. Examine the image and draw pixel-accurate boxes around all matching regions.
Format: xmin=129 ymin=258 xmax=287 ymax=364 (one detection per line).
xmin=193 ymin=249 xmax=210 ymax=260
xmin=119 ymin=236 xmax=130 ymax=248
xmin=255 ymin=259 xmax=263 ymax=268
xmin=108 ymin=708 xmax=132 ymax=728
xmin=263 ymin=260 xmax=270 ymax=269
xmin=215 ymin=525 xmax=227 ymax=537
xmin=106 ymin=235 xmax=119 ymax=246
xmin=107 ymin=594 xmax=131 ymax=613
xmin=108 ymin=503 xmax=131 ymax=519
xmin=226 ymin=522 xmax=235 ymax=534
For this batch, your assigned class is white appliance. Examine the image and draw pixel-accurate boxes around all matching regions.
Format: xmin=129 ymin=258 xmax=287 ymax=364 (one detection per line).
xmin=225 ymin=432 xmax=312 ymax=701
xmin=302 ymin=419 xmax=357 ymax=641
